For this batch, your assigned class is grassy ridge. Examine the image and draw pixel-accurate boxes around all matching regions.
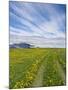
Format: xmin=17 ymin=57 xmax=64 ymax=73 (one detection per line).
xmin=9 ymin=48 xmax=66 ymax=89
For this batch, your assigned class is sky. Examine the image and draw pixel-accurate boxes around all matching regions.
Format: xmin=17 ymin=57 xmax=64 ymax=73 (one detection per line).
xmin=9 ymin=1 xmax=66 ymax=48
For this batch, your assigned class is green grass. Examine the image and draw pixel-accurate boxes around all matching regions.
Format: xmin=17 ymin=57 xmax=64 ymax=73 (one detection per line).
xmin=9 ymin=48 xmax=66 ymax=89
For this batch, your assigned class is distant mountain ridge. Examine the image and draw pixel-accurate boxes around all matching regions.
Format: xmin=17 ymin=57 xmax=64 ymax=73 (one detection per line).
xmin=10 ymin=42 xmax=33 ymax=48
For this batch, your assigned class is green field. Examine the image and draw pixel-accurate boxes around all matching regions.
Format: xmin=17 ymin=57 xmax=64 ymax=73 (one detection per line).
xmin=9 ymin=48 xmax=66 ymax=89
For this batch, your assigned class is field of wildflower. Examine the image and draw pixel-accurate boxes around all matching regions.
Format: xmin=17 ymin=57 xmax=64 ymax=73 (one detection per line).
xmin=9 ymin=48 xmax=66 ymax=89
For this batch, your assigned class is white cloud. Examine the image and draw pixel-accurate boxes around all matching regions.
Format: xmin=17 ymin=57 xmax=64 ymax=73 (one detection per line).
xmin=9 ymin=2 xmax=66 ymax=48
xmin=10 ymin=35 xmax=66 ymax=48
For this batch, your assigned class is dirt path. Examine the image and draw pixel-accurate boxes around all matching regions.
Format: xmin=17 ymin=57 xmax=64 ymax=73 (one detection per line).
xmin=32 ymin=54 xmax=49 ymax=87
xmin=32 ymin=63 xmax=45 ymax=87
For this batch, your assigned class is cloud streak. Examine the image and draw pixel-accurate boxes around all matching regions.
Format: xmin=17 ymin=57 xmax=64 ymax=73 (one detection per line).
xmin=9 ymin=2 xmax=66 ymax=48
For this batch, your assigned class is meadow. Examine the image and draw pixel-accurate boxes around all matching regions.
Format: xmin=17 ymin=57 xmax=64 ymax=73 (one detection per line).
xmin=9 ymin=48 xmax=66 ymax=89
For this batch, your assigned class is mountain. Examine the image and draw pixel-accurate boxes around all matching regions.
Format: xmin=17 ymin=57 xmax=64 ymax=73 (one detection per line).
xmin=10 ymin=42 xmax=33 ymax=48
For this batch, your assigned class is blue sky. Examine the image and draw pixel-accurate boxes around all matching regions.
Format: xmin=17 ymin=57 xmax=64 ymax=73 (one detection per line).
xmin=9 ymin=2 xmax=66 ymax=48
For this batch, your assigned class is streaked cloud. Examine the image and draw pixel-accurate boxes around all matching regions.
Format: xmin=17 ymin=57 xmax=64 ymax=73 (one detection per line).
xmin=9 ymin=2 xmax=66 ymax=48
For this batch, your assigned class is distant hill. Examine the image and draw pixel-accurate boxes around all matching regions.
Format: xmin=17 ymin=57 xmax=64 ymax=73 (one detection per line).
xmin=10 ymin=43 xmax=33 ymax=48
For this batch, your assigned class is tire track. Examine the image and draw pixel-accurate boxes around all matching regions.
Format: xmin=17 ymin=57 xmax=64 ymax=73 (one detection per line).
xmin=32 ymin=52 xmax=49 ymax=87
xmin=54 ymin=57 xmax=65 ymax=83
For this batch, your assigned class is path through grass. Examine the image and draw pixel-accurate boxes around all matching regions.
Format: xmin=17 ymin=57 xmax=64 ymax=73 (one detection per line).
xmin=9 ymin=48 xmax=66 ymax=89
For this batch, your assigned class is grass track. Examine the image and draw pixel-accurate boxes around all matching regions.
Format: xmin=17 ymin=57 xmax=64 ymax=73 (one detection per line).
xmin=9 ymin=48 xmax=66 ymax=89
